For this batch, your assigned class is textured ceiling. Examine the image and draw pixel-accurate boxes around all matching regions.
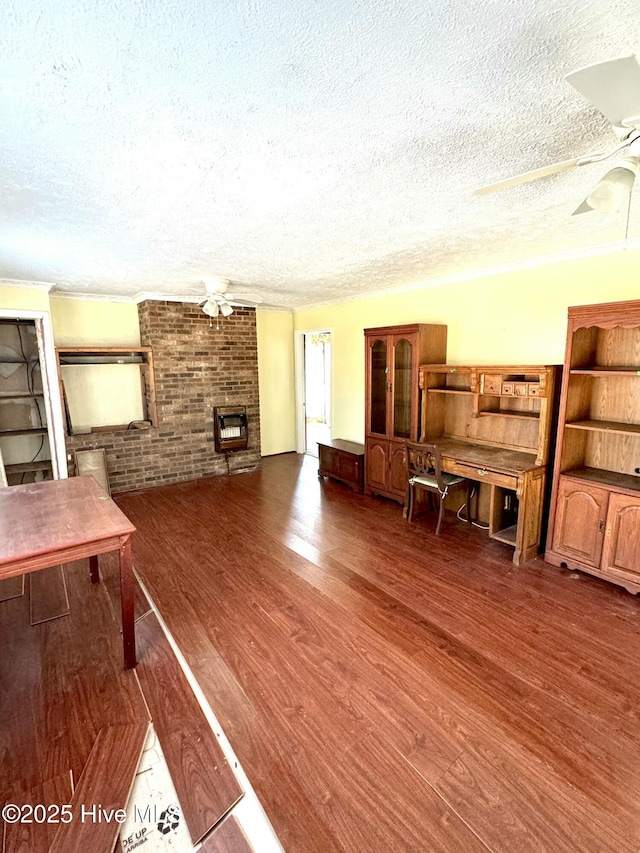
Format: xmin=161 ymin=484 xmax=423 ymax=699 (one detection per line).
xmin=1 ymin=0 xmax=639 ymax=309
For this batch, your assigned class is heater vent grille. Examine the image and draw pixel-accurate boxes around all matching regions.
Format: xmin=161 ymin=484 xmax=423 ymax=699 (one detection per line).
xmin=214 ymin=406 xmax=248 ymax=453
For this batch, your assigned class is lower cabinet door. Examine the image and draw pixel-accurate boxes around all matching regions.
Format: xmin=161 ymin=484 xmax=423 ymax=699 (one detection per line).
xmin=389 ymin=441 xmax=408 ymax=499
xmin=601 ymin=493 xmax=640 ymax=580
xmin=365 ymin=439 xmax=388 ymax=492
xmin=551 ymin=478 xmax=608 ymax=567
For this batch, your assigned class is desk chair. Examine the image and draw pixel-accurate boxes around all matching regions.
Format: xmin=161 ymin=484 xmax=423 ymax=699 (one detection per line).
xmin=404 ymin=442 xmax=472 ymax=534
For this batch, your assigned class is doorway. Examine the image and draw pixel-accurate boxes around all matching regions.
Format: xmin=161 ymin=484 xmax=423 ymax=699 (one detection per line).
xmin=299 ymin=331 xmax=332 ymax=456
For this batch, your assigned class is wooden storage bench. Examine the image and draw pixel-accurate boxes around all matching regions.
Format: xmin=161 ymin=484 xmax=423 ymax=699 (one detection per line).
xmin=318 ymin=439 xmax=365 ymax=492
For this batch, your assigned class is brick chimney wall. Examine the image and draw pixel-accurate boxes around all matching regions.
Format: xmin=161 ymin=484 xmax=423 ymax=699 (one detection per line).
xmin=64 ymin=300 xmax=261 ymax=492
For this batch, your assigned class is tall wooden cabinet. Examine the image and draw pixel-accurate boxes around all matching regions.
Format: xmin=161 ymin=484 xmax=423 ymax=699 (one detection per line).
xmin=364 ymin=324 xmax=447 ymax=501
xmin=545 ymin=300 xmax=640 ymax=594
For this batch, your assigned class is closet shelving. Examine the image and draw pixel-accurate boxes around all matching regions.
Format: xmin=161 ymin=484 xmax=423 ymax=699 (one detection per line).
xmin=0 ymin=320 xmax=52 ymax=484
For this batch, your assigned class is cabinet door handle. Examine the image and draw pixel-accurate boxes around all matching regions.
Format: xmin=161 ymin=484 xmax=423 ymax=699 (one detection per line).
xmin=598 ymin=519 xmax=605 ymax=532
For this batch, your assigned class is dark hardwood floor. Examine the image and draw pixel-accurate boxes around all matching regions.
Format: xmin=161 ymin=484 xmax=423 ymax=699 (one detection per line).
xmin=0 ymin=557 xmax=149 ymax=852
xmin=0 ymin=545 xmax=241 ymax=850
xmin=114 ymin=452 xmax=640 ymax=853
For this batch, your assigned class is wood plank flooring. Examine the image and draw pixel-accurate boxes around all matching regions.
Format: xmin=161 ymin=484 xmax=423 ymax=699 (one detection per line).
xmin=49 ymin=722 xmax=149 ymax=853
xmin=135 ymin=611 xmax=243 ymax=843
xmin=0 ymin=575 xmax=23 ymax=602
xmin=115 ymin=452 xmax=640 ymax=853
xmin=0 ymin=553 xmax=242 ymax=851
xmin=2 ymin=771 xmax=73 ymax=853
xmin=200 ymin=815 xmax=254 ymax=853
xmin=29 ymin=564 xmax=69 ymax=624
xmin=0 ymin=559 xmax=148 ymax=797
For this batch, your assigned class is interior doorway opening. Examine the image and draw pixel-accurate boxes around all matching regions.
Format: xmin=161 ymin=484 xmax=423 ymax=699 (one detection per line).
xmin=304 ymin=331 xmax=332 ymax=457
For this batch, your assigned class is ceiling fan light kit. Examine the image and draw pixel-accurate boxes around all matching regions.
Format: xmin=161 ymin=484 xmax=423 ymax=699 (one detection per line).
xmin=196 ymin=277 xmax=264 ymax=322
xmin=474 ymin=54 xmax=640 ymax=216
xmin=586 ymin=157 xmax=639 ymax=214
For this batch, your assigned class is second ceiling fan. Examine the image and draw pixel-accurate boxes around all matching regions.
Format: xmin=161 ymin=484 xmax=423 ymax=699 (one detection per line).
xmin=475 ymin=54 xmax=640 ymax=214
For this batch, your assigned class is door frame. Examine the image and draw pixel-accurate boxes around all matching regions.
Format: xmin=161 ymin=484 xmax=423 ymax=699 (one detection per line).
xmin=0 ymin=307 xmax=68 ymax=479
xmin=294 ymin=328 xmax=334 ymax=455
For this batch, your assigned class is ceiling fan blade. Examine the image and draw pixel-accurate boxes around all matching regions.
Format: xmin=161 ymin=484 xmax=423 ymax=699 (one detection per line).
xmin=226 ymin=292 xmax=264 ymax=306
xmin=572 ymin=199 xmax=594 ymax=215
xmin=474 ymin=158 xmax=582 ymax=195
xmin=566 ymin=55 xmax=640 ymax=128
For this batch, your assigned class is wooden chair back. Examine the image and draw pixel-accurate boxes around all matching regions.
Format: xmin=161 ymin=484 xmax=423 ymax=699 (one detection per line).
xmin=404 ymin=442 xmax=445 ymax=492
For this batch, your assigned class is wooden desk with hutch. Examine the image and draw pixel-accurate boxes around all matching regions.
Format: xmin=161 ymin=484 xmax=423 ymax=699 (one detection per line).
xmin=419 ymin=364 xmax=559 ymax=566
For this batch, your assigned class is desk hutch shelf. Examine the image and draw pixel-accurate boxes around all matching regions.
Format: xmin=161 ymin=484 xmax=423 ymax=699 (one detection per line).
xmin=545 ymin=299 xmax=640 ymax=594
xmin=419 ymin=364 xmax=559 ymax=565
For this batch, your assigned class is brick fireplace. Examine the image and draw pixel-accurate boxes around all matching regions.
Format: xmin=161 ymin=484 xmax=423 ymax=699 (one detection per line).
xmin=64 ymin=300 xmax=261 ymax=492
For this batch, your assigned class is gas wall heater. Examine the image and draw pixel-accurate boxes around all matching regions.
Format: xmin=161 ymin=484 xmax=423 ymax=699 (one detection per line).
xmin=213 ymin=405 xmax=248 ymax=453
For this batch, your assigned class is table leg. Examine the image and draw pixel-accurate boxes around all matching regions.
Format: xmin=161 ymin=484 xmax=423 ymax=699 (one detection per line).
xmin=119 ymin=535 xmax=136 ymax=669
xmin=89 ymin=554 xmax=99 ymax=583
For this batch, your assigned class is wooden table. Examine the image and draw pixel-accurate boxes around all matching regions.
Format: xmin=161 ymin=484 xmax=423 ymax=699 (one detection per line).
xmin=0 ymin=476 xmax=137 ymax=669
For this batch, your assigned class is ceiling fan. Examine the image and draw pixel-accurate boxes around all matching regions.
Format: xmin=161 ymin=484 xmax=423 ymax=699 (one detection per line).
xmin=198 ymin=278 xmax=263 ymax=318
xmin=475 ymin=55 xmax=640 ymax=214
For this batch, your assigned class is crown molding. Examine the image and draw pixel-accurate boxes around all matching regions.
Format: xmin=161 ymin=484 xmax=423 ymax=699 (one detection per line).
xmin=6 ymin=237 xmax=638 ymax=312
xmin=255 ymin=305 xmax=293 ymax=313
xmin=134 ymin=291 xmax=200 ymax=304
xmin=291 ymin=239 xmax=640 ymax=313
xmin=0 ymin=278 xmax=55 ymax=291
xmin=49 ymin=290 xmax=135 ymax=303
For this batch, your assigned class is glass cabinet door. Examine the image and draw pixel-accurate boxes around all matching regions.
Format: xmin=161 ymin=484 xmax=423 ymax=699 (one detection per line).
xmin=369 ymin=339 xmax=388 ymax=435
xmin=393 ymin=337 xmax=412 ymax=439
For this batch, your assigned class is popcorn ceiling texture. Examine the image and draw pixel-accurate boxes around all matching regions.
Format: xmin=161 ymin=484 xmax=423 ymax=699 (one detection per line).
xmin=1 ymin=0 xmax=639 ymax=308
xmin=64 ymin=302 xmax=261 ymax=492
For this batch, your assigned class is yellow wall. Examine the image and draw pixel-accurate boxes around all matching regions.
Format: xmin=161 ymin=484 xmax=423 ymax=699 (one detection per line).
xmin=4 ymin=250 xmax=638 ymax=457
xmin=50 ymin=298 xmax=141 ymax=345
xmin=256 ymin=309 xmax=296 ymax=455
xmin=0 ymin=284 xmax=51 ymax=311
xmin=50 ymin=297 xmax=143 ymax=430
xmin=293 ymin=248 xmax=640 ymax=444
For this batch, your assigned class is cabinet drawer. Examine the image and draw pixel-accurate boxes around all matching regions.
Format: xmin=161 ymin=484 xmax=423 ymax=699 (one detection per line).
xmin=513 ymin=382 xmax=528 ymax=397
xmin=527 ymin=383 xmax=541 ymax=396
xmin=501 ymin=382 xmax=514 ymax=395
xmin=482 ymin=374 xmax=502 ymax=395
xmin=447 ymin=460 xmax=518 ymax=490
